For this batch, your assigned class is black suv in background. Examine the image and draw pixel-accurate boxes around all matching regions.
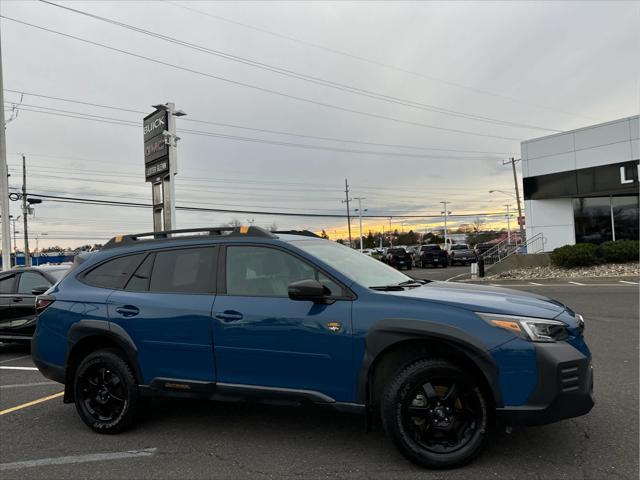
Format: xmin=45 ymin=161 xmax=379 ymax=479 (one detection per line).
xmin=0 ymin=265 xmax=70 ymax=343
xmin=384 ymin=247 xmax=412 ymax=270
xmin=415 ymin=244 xmax=448 ymax=268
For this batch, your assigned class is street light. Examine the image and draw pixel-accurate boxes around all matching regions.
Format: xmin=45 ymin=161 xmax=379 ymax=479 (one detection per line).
xmin=489 ymin=189 xmax=517 ymax=199
xmin=34 ymin=232 xmax=48 ymax=265
xmin=353 ymin=197 xmax=367 ymax=252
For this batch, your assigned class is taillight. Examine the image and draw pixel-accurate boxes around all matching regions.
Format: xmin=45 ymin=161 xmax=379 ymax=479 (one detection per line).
xmin=35 ymin=295 xmax=55 ymax=312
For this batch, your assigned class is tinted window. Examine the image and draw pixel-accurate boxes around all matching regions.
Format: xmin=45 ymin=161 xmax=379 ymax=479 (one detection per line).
xmin=226 ymin=246 xmax=342 ymax=297
xmin=0 ymin=274 xmax=16 ymax=294
xmin=421 ymin=245 xmax=440 ymax=251
xmin=451 ymin=245 xmax=469 ymax=250
xmin=17 ymin=272 xmax=50 ymax=295
xmin=124 ymin=254 xmax=155 ymax=291
xmin=573 ymin=197 xmax=613 ymax=244
xmin=149 ymin=248 xmax=216 ymax=294
xmin=84 ymin=254 xmax=145 ymax=289
xmin=388 ymin=248 xmax=406 ymax=254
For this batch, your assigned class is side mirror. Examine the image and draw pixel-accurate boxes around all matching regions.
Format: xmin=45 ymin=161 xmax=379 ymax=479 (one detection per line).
xmin=288 ymin=280 xmax=332 ymax=303
xmin=31 ymin=285 xmax=49 ymax=296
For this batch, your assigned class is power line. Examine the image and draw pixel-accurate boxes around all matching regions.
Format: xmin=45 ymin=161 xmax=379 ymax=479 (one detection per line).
xmin=27 ymin=192 xmax=509 ymax=219
xmin=4 ymin=88 xmax=517 ymax=156
xmin=165 ymin=0 xmax=602 ymax=122
xmin=38 ymin=0 xmax=561 ymax=133
xmin=0 ymin=15 xmax=521 ymax=141
xmin=13 ymin=104 xmax=506 ymax=161
xmin=7 ymin=155 xmax=514 ymax=194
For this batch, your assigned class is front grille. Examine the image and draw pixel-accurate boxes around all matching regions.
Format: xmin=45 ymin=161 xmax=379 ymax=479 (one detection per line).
xmin=560 ymin=365 xmax=581 ymax=393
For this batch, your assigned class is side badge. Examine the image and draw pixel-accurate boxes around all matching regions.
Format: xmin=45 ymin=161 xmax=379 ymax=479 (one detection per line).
xmin=327 ymin=321 xmax=342 ymax=332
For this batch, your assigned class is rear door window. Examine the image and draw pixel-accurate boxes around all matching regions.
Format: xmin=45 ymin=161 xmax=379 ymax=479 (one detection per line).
xmin=148 ymin=248 xmax=216 ymax=294
xmin=84 ymin=254 xmax=145 ymax=289
xmin=124 ymin=254 xmax=155 ymax=292
xmin=0 ymin=274 xmax=16 ymax=294
xmin=17 ymin=272 xmax=50 ymax=295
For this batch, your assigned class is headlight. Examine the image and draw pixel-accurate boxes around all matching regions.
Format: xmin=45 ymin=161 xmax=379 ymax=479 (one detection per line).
xmin=477 ymin=313 xmax=569 ymax=342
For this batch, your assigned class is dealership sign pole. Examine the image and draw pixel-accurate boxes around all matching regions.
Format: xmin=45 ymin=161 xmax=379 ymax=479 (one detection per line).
xmin=143 ymin=103 xmax=185 ymax=232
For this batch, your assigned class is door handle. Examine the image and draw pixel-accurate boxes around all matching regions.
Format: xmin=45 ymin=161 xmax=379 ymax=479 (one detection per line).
xmin=215 ymin=310 xmax=243 ymax=322
xmin=115 ymin=305 xmax=140 ymax=317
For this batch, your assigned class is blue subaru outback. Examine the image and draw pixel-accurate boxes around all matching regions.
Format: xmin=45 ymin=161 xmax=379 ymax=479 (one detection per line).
xmin=32 ymin=227 xmax=594 ymax=469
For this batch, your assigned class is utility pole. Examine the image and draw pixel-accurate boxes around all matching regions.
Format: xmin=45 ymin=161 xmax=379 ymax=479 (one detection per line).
xmin=505 ymin=204 xmax=512 ymax=244
xmin=341 ymin=179 xmax=352 ymax=247
xmin=21 ymin=155 xmax=30 ymax=267
xmin=10 ymin=215 xmax=18 ymax=265
xmin=388 ymin=217 xmax=393 ymax=247
xmin=0 ymin=38 xmax=11 ymax=271
xmin=504 ymin=157 xmax=525 ymax=241
xmin=353 ymin=197 xmax=366 ymax=252
xmin=440 ymin=201 xmax=451 ymax=248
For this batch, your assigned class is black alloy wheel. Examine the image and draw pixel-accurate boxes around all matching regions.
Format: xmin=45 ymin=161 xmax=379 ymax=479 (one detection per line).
xmin=382 ymin=358 xmax=490 ymax=469
xmin=74 ymin=349 xmax=141 ymax=433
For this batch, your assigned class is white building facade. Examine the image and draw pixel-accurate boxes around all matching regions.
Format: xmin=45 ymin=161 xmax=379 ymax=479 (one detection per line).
xmin=521 ymin=116 xmax=639 ymax=251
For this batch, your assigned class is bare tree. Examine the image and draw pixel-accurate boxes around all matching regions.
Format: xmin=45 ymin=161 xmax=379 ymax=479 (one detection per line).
xmin=268 ymin=222 xmax=278 ymax=232
xmin=227 ymin=218 xmax=242 ymax=227
xmin=471 ymin=217 xmax=486 ymax=233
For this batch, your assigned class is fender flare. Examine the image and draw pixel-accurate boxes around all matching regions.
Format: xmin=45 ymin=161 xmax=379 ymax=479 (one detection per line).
xmin=66 ymin=319 xmax=142 ymax=385
xmin=358 ymin=318 xmax=502 ymax=407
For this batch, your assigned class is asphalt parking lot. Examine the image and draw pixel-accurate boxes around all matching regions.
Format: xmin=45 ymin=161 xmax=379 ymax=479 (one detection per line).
xmin=1 ymin=280 xmax=638 ymax=480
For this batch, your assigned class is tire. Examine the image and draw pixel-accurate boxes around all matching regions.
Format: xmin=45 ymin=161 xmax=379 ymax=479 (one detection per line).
xmin=381 ymin=358 xmax=490 ymax=469
xmin=73 ymin=349 xmax=141 ymax=434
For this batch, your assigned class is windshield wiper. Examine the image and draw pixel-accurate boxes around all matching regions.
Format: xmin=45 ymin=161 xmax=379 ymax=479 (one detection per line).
xmin=370 ymin=279 xmax=428 ymax=291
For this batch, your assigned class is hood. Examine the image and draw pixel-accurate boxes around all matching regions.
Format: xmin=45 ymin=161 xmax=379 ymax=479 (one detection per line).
xmin=387 ymin=281 xmax=567 ymax=319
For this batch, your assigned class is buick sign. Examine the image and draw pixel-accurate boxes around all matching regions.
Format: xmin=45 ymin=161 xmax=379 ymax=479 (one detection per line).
xmin=143 ymin=110 xmax=168 ymax=142
xmin=143 ymin=108 xmax=170 ymax=182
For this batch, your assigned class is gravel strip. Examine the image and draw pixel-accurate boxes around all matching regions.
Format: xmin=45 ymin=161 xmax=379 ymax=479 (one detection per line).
xmin=489 ymin=262 xmax=639 ymax=279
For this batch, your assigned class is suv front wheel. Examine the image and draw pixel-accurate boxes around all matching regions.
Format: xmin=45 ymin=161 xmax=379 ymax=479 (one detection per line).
xmin=73 ymin=349 xmax=141 ymax=434
xmin=381 ymin=358 xmax=490 ymax=469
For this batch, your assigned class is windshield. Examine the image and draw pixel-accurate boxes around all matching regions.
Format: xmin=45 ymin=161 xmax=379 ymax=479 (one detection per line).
xmin=422 ymin=245 xmax=440 ymax=251
xmin=451 ymin=245 xmax=469 ymax=250
xmin=388 ymin=248 xmax=406 ymax=254
xmin=292 ymin=240 xmax=411 ymax=287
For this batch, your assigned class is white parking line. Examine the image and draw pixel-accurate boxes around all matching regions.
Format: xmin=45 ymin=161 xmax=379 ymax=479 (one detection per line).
xmin=0 ymin=366 xmax=39 ymax=371
xmin=0 ymin=448 xmax=157 ymax=471
xmin=528 ymin=282 xmax=543 ymax=286
xmin=619 ymin=280 xmax=639 ymax=285
xmin=0 ymin=355 xmax=30 ymax=364
xmin=0 ymin=382 xmax=57 ymax=389
xmin=568 ymin=281 xmax=585 ymax=285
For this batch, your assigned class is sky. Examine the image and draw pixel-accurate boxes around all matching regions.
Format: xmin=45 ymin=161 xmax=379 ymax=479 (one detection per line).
xmin=1 ymin=0 xmax=639 ymax=249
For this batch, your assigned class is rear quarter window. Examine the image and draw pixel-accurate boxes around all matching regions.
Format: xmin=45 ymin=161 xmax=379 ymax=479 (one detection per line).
xmin=83 ymin=254 xmax=145 ymax=289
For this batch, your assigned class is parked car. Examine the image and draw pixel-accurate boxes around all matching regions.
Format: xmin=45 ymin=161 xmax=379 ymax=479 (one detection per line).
xmin=474 ymin=243 xmax=494 ymax=257
xmin=414 ymin=244 xmax=448 ymax=268
xmin=384 ymin=247 xmax=413 ymax=270
xmin=0 ymin=264 xmax=71 ymax=343
xmin=447 ymin=244 xmax=476 ymax=265
xmin=32 ymin=226 xmax=593 ymax=469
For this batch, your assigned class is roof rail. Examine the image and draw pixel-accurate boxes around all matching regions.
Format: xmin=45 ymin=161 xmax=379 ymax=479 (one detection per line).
xmin=103 ymin=226 xmax=277 ymax=250
xmin=272 ymin=230 xmax=321 ymax=238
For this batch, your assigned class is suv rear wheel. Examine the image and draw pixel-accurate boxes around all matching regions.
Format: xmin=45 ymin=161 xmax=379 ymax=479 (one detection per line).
xmin=73 ymin=349 xmax=140 ymax=434
xmin=381 ymin=358 xmax=490 ymax=469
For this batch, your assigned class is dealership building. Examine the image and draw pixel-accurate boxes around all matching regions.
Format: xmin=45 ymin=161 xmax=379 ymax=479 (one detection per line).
xmin=521 ymin=115 xmax=639 ymax=251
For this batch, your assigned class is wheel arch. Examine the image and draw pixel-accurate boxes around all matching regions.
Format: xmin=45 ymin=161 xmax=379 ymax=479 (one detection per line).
xmin=359 ymin=319 xmax=502 ymax=410
xmin=64 ymin=320 xmax=141 ymax=403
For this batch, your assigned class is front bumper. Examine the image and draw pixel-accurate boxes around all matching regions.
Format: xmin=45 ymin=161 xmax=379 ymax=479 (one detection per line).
xmin=497 ymin=342 xmax=594 ymax=426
